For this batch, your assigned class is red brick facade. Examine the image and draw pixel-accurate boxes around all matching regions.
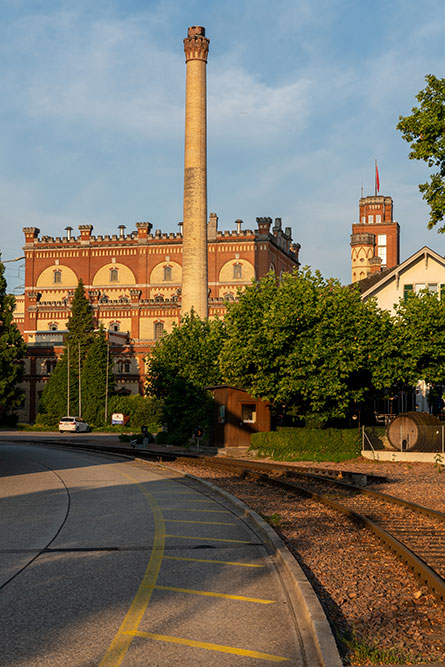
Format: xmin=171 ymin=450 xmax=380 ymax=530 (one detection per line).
xmin=14 ymin=216 xmax=300 ymax=422
xmin=350 ymin=196 xmax=400 ymax=282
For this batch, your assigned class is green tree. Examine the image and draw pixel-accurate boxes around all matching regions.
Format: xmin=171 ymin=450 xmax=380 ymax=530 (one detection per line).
xmin=38 ymin=279 xmax=96 ymax=423
xmin=397 ymin=74 xmax=445 ymax=231
xmin=145 ymin=312 xmax=226 ymax=444
xmin=0 ymin=259 xmax=26 ymax=422
xmin=393 ymin=289 xmax=445 ymax=385
xmin=220 ymin=270 xmax=397 ymax=426
xmin=81 ymin=325 xmax=114 ymax=426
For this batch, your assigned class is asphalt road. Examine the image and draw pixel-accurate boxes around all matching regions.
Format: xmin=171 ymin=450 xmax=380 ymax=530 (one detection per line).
xmin=0 ymin=442 xmax=310 ymax=666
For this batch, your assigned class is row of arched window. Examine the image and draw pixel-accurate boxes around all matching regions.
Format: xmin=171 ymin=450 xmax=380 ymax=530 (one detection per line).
xmin=51 ymin=263 xmax=246 ymax=285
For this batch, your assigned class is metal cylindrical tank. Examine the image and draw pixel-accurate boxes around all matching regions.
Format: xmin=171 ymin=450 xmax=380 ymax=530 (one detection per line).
xmin=387 ymin=412 xmax=442 ymax=452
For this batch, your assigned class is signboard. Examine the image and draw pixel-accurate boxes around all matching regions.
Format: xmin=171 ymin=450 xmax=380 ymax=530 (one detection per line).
xmin=111 ymin=413 xmax=127 ymax=425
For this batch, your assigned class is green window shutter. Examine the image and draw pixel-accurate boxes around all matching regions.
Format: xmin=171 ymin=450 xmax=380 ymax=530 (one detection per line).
xmin=440 ymin=284 xmax=445 ymax=302
xmin=403 ymin=284 xmax=413 ymax=302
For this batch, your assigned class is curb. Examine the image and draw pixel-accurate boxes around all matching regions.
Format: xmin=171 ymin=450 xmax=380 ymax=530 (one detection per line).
xmin=181 ymin=472 xmax=343 ymax=667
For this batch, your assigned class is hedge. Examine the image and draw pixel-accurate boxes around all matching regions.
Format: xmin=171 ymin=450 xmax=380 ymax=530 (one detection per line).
xmin=250 ymin=427 xmax=362 ymax=462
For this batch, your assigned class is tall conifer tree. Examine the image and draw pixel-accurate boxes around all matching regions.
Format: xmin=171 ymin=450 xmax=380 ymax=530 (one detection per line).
xmin=0 ymin=259 xmax=26 ymax=422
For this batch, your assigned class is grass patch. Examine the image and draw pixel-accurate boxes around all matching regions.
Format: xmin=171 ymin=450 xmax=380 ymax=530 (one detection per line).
xmin=343 ymin=633 xmax=423 ymax=664
xmin=261 ymin=513 xmax=283 ymax=527
xmin=250 ymin=427 xmax=361 ymax=462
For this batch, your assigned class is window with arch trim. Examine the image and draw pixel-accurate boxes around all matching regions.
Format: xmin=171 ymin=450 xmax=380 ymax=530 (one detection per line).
xmin=49 ymin=323 xmax=58 ymax=331
xmin=110 ymin=322 xmax=120 ymax=332
xmin=154 ymin=321 xmax=164 ymax=340
xmin=233 ymin=263 xmax=242 ymax=279
xmin=163 ymin=265 xmax=172 ymax=281
xmin=109 ymin=267 xmax=119 ymax=282
xmin=53 ymin=270 xmax=62 ymax=284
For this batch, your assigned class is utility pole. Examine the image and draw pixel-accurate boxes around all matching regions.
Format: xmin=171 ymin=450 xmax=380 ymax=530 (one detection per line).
xmin=67 ymin=344 xmax=70 ymax=415
xmin=78 ymin=340 xmax=82 ymax=417
xmin=105 ymin=340 xmax=109 ymax=425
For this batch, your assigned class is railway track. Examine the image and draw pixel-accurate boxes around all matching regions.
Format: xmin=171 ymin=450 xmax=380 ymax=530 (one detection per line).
xmin=164 ymin=454 xmax=445 ymax=604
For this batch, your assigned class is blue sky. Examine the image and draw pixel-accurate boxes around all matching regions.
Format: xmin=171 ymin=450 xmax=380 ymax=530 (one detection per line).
xmin=1 ymin=0 xmax=444 ymax=292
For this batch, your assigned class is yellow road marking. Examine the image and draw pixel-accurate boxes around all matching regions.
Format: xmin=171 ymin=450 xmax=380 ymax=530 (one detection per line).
xmin=99 ymin=473 xmax=165 ymax=667
xmin=165 ymin=533 xmax=253 ymax=544
xmin=124 ymin=630 xmax=289 ymax=662
xmin=163 ymin=555 xmax=264 ymax=568
xmin=164 ymin=519 xmax=236 ymax=525
xmin=152 ymin=584 xmax=275 ymax=604
xmin=163 ymin=508 xmax=232 ymax=514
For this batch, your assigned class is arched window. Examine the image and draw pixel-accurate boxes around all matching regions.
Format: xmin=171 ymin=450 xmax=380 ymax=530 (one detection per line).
xmin=109 ymin=267 xmax=119 ymax=282
xmin=53 ymin=270 xmax=62 ymax=284
xmin=118 ymin=360 xmax=131 ymax=373
xmin=224 ymin=293 xmax=235 ymax=302
xmin=154 ymin=321 xmax=164 ymax=340
xmin=233 ymin=263 xmax=242 ymax=280
xmin=163 ymin=265 xmax=172 ymax=281
xmin=110 ymin=322 xmax=120 ymax=332
xmin=49 ymin=323 xmax=58 ymax=331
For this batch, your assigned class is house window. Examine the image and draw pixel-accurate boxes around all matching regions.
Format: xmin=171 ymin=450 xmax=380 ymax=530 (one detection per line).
xmin=376 ymin=214 xmax=382 ymax=223
xmin=414 ymin=283 xmax=426 ymax=293
xmin=163 ymin=265 xmax=172 ymax=281
xmin=233 ymin=263 xmax=242 ymax=279
xmin=361 ymin=216 xmax=366 ymax=224
xmin=241 ymin=404 xmax=256 ymax=423
xmin=109 ymin=268 xmax=119 ymax=282
xmin=368 ymin=215 xmax=373 ymax=223
xmin=49 ymin=323 xmax=58 ymax=331
xmin=53 ymin=270 xmax=62 ymax=284
xmin=110 ymin=322 xmax=120 ymax=332
xmin=403 ymin=284 xmax=413 ymax=302
xmin=154 ymin=321 xmax=164 ymax=340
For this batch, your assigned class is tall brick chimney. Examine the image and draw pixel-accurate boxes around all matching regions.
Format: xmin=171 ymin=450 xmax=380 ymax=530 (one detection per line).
xmin=181 ymin=26 xmax=210 ymax=318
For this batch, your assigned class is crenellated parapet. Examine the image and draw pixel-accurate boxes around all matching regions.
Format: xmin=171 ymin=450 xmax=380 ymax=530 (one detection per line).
xmin=183 ymin=26 xmax=210 ymax=63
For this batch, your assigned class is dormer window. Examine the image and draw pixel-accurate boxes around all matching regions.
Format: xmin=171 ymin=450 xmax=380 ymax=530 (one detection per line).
xmin=109 ymin=267 xmax=119 ymax=282
xmin=53 ymin=270 xmax=62 ymax=284
xmin=233 ymin=263 xmax=242 ymax=279
xmin=163 ymin=265 xmax=172 ymax=281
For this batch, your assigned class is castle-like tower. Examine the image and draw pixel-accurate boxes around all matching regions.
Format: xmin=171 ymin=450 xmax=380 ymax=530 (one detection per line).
xmin=181 ymin=26 xmax=209 ymax=317
xmin=350 ymin=195 xmax=400 ymax=282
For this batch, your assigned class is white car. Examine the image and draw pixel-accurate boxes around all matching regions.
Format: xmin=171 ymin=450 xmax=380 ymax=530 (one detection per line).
xmin=59 ymin=417 xmax=90 ymax=433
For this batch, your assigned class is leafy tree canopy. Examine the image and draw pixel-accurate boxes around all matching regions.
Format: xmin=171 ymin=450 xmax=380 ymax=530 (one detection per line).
xmin=67 ymin=279 xmax=95 ymax=356
xmin=0 ymin=259 xmax=26 ymax=420
xmin=81 ymin=325 xmax=114 ymax=425
xmin=397 ymin=74 xmax=445 ymax=231
xmin=393 ymin=289 xmax=445 ymax=386
xmin=219 ymin=269 xmax=397 ymax=426
xmin=145 ymin=312 xmax=227 ymax=443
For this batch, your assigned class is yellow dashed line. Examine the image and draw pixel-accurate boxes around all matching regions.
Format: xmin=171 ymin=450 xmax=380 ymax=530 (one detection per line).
xmin=163 ymin=508 xmax=232 ymax=514
xmin=165 ymin=533 xmax=253 ymax=544
xmin=152 ymin=584 xmax=275 ymax=604
xmin=164 ymin=519 xmax=236 ymax=525
xmin=124 ymin=630 xmax=289 ymax=661
xmin=99 ymin=474 xmax=165 ymax=667
xmin=163 ymin=555 xmax=264 ymax=568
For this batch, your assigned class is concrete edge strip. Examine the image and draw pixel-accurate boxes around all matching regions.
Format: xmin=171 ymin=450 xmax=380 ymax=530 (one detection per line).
xmin=181 ymin=472 xmax=343 ymax=667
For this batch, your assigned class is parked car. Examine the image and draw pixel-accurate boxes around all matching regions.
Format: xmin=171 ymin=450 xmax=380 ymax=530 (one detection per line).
xmin=59 ymin=417 xmax=90 ymax=433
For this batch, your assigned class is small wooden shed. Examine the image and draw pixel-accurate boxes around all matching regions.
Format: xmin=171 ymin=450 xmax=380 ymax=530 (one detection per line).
xmin=207 ymin=385 xmax=271 ymax=449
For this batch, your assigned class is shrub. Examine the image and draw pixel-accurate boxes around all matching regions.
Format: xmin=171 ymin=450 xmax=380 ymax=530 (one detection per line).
xmin=155 ymin=431 xmax=170 ymax=445
xmin=250 ymin=427 xmax=361 ymax=462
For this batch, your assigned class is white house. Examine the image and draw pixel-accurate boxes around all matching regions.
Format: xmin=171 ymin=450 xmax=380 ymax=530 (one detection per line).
xmin=359 ymin=246 xmax=445 ymax=315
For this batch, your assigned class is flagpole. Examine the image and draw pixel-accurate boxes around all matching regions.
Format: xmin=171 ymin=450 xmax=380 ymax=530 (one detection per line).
xmin=375 ymin=159 xmax=377 ymax=196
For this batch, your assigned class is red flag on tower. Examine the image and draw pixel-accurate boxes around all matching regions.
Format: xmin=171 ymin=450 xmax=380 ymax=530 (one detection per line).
xmin=375 ymin=160 xmax=380 ymax=195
